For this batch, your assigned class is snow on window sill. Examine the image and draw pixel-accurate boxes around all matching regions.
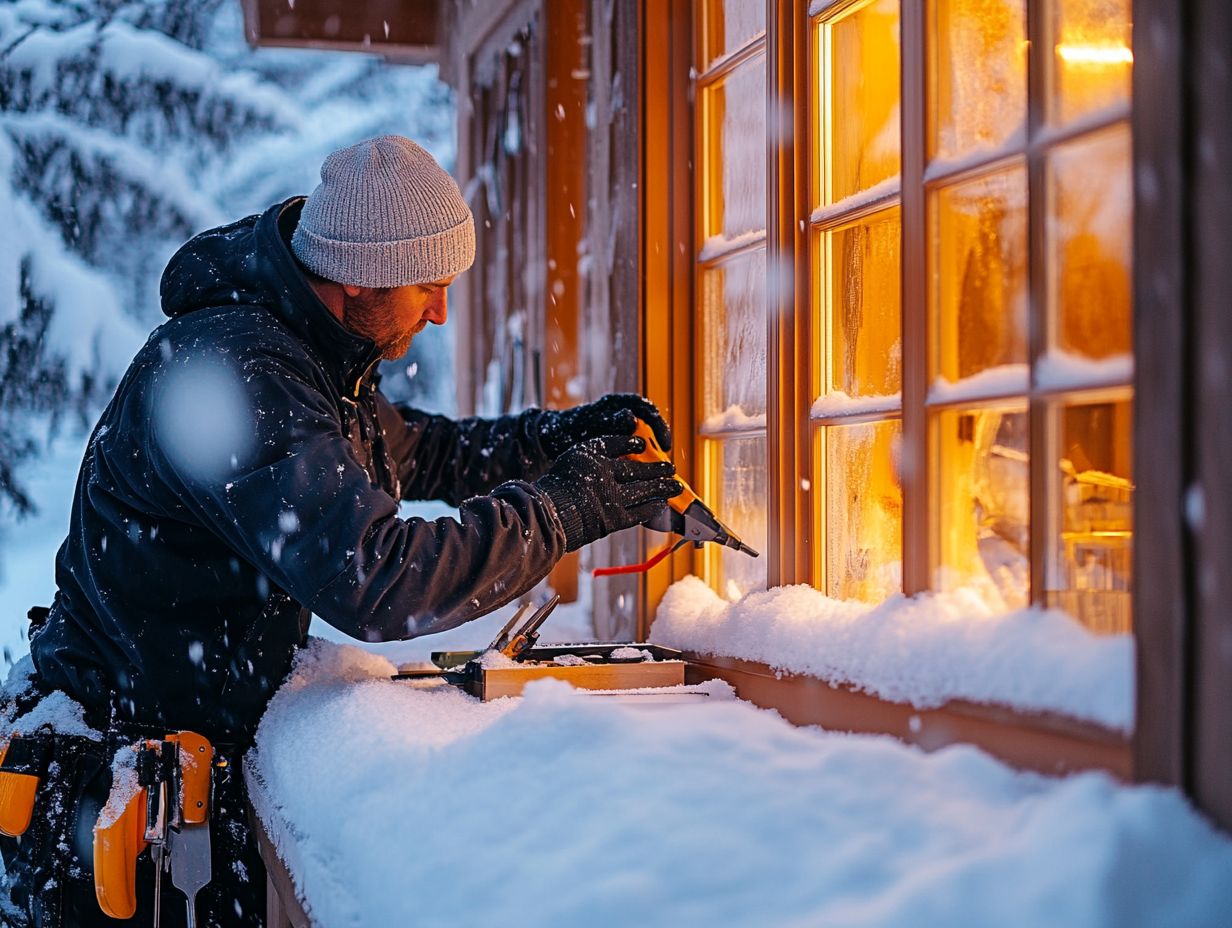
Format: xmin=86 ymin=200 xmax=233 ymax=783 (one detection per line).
xmin=649 ymin=576 xmax=1134 ymax=733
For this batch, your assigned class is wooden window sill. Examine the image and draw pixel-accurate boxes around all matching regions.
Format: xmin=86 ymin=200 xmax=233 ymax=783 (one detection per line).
xmin=684 ymin=652 xmax=1132 ymax=779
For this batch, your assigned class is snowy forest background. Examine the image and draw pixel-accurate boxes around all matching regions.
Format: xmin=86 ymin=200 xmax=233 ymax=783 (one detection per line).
xmin=0 ymin=0 xmax=455 ymax=662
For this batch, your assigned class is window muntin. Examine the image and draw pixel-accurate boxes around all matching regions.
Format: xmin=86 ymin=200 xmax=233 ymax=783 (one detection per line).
xmin=700 ymin=0 xmax=766 ymax=72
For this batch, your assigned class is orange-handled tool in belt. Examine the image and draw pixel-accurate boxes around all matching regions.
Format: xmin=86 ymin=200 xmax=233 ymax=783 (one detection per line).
xmin=95 ymin=732 xmax=214 ymax=925
xmin=595 ymin=419 xmax=759 ymax=576
xmin=0 ymin=733 xmax=49 ymax=838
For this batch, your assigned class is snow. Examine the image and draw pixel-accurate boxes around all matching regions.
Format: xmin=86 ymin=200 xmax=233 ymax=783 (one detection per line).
xmin=811 ymin=390 xmax=901 ymax=419
xmin=0 ymin=430 xmax=90 ymax=665
xmin=1035 ymin=350 xmax=1133 ymax=391
xmin=929 ymin=364 xmax=1030 ymax=405
xmin=8 ymin=689 xmax=102 ymax=741
xmin=697 ymin=229 xmax=767 ymax=263
xmin=809 ymin=175 xmax=901 ymax=227
xmin=651 ymin=576 xmax=1134 ymax=732
xmin=699 ymin=404 xmax=767 ymax=434
xmin=248 ymin=637 xmax=1232 ymax=928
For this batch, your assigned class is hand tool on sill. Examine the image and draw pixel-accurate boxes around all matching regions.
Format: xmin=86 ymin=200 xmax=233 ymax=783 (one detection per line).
xmin=499 ymin=594 xmax=560 ymax=661
xmin=393 ymin=596 xmax=562 ymax=681
xmin=94 ymin=731 xmax=214 ymax=925
xmin=594 ymin=419 xmax=759 ymax=577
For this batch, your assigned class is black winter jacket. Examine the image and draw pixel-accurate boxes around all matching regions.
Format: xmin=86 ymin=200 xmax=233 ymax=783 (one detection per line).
xmin=30 ymin=198 xmax=568 ymax=742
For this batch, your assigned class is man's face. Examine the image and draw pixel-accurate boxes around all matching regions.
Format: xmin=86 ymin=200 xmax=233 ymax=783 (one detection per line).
xmin=341 ymin=276 xmax=455 ymax=360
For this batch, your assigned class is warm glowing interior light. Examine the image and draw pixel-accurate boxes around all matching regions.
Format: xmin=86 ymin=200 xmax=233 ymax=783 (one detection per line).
xmin=1055 ymin=44 xmax=1133 ymax=65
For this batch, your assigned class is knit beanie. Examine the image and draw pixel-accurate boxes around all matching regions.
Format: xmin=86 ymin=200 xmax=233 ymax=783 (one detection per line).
xmin=291 ymin=135 xmax=475 ymax=288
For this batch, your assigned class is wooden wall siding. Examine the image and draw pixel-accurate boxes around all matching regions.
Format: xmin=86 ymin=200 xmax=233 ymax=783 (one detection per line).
xmin=1131 ymin=0 xmax=1190 ymax=797
xmin=585 ymin=0 xmax=645 ymax=639
xmin=1133 ymin=0 xmax=1232 ymax=832
xmin=439 ymin=0 xmax=646 ymax=623
xmin=640 ymin=0 xmax=696 ymax=638
xmin=1189 ymin=0 xmax=1232 ymax=832
xmin=440 ymin=0 xmax=539 ymax=415
xmin=241 ymin=0 xmax=438 ymax=61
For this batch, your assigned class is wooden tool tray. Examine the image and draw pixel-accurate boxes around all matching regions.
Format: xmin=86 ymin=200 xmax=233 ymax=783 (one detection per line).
xmin=393 ymin=644 xmax=686 ymax=701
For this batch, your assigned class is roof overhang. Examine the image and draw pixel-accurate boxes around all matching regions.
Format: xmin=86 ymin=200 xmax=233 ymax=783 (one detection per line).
xmin=240 ymin=0 xmax=440 ymax=65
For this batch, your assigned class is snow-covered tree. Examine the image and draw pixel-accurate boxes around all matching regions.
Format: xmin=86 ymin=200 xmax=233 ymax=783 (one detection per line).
xmin=0 ymin=0 xmax=455 ymax=515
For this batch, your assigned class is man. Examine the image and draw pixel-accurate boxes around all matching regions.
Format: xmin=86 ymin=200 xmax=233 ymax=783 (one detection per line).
xmin=1 ymin=136 xmax=678 ymax=925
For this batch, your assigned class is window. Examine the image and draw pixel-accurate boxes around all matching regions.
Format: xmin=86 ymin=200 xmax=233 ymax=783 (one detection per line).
xmin=810 ymin=0 xmax=904 ymax=602
xmin=686 ymin=0 xmax=1134 ymax=633
xmin=695 ymin=2 xmax=769 ymax=600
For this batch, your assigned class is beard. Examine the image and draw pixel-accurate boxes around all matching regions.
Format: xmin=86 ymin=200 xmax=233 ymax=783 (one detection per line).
xmin=341 ymin=289 xmax=416 ymax=360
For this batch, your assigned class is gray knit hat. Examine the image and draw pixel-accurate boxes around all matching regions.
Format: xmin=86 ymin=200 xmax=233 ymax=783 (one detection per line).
xmin=291 ymin=135 xmax=475 ymax=288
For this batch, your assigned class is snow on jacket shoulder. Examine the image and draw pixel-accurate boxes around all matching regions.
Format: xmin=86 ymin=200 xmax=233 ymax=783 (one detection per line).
xmin=30 ymin=198 xmax=567 ymax=742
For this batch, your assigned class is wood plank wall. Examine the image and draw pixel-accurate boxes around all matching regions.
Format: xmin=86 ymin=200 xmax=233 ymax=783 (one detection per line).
xmin=1133 ymin=0 xmax=1232 ymax=832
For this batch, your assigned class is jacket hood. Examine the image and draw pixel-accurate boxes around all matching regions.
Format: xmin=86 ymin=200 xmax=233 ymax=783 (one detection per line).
xmin=159 ymin=198 xmax=382 ymax=394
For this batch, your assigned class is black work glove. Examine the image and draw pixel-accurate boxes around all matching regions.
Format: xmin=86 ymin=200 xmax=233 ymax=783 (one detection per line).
xmin=535 ymin=434 xmax=682 ymax=552
xmin=536 ymin=393 xmax=672 ymax=460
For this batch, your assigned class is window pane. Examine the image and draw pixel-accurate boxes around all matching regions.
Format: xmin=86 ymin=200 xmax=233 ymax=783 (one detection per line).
xmin=826 ymin=420 xmax=903 ymax=601
xmin=700 ymin=248 xmax=767 ymax=426
xmin=1047 ymin=0 xmax=1133 ymax=126
xmin=817 ymin=0 xmax=901 ymax=205
xmin=701 ymin=57 xmax=767 ymax=242
xmin=928 ymin=0 xmax=1027 ymax=161
xmin=930 ymin=165 xmax=1028 ymax=386
xmin=825 ymin=208 xmax=902 ymax=398
xmin=701 ymin=0 xmax=765 ymax=71
xmin=704 ymin=436 xmax=768 ymax=599
xmin=932 ymin=405 xmax=1029 ymax=609
xmin=1048 ymin=125 xmax=1132 ymax=362
xmin=1046 ymin=398 xmax=1133 ymax=634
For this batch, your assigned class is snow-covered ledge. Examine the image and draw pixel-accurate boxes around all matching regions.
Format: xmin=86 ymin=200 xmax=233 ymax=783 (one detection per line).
xmin=650 ymin=577 xmax=1135 ymax=733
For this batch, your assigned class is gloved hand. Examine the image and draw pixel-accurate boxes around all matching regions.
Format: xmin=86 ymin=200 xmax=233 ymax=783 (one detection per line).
xmin=535 ymin=434 xmax=682 ymax=552
xmin=536 ymin=393 xmax=671 ymax=459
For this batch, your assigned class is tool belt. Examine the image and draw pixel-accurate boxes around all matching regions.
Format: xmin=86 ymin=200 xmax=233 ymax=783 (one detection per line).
xmin=0 ymin=720 xmax=224 ymax=926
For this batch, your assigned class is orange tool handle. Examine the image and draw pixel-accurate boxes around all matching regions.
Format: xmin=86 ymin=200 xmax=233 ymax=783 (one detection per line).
xmin=94 ymin=777 xmax=149 ymax=919
xmin=629 ymin=419 xmax=698 ymax=515
xmin=0 ymin=738 xmax=40 ymax=838
xmin=167 ymin=731 xmax=213 ymax=825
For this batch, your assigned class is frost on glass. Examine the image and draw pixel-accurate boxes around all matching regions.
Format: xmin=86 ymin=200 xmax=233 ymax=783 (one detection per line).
xmin=702 ymin=57 xmax=767 ymax=242
xmin=705 ymin=437 xmax=768 ymax=600
xmin=932 ymin=406 xmax=1029 ymax=610
xmin=930 ymin=165 xmax=1028 ymax=386
xmin=818 ymin=0 xmax=901 ymax=206
xmin=929 ymin=0 xmax=1027 ymax=161
xmin=825 ymin=208 xmax=902 ymax=399
xmin=826 ymin=420 xmax=903 ymax=601
xmin=1046 ymin=399 xmax=1133 ymax=634
xmin=1047 ymin=125 xmax=1132 ymax=361
xmin=701 ymin=248 xmax=767 ymax=424
xmin=1048 ymin=0 xmax=1133 ymax=126
xmin=701 ymin=0 xmax=766 ymax=70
